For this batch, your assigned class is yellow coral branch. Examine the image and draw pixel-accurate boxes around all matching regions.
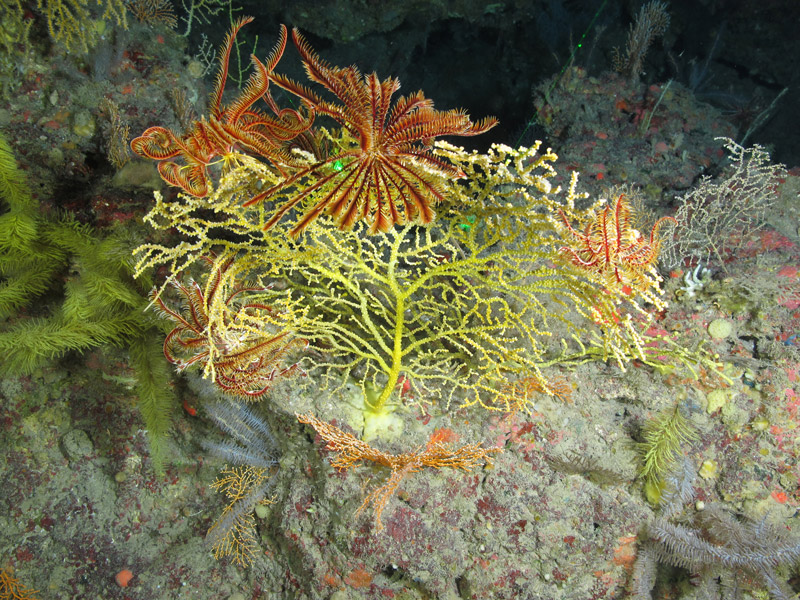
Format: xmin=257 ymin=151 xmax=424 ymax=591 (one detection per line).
xmin=36 ymin=0 xmax=127 ymax=54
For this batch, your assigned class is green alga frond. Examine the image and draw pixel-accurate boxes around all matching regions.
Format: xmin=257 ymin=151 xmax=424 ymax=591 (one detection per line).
xmin=0 ymin=131 xmax=175 ymax=472
xmin=0 ymin=309 xmax=140 ymax=374
xmin=0 ymin=251 xmax=68 ymax=318
xmin=0 ymin=132 xmax=40 ymax=261
xmin=0 ymin=132 xmax=34 ymax=214
xmin=637 ymin=401 xmax=698 ymax=501
xmin=0 ymin=133 xmax=71 ymax=316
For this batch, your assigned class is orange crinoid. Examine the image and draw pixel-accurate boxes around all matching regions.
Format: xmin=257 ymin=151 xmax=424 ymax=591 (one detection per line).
xmin=151 ymin=255 xmax=307 ymax=399
xmin=556 ymin=194 xmax=675 ymax=294
xmin=131 ymin=17 xmax=313 ymax=197
xmin=245 ymin=28 xmax=498 ymax=237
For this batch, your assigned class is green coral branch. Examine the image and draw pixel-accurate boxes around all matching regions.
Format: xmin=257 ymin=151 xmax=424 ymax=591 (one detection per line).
xmin=539 ymin=332 xmax=732 ymax=386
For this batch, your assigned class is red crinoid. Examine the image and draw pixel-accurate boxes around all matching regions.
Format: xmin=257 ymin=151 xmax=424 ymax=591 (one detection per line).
xmin=243 ymin=27 xmax=498 ymax=237
xmin=131 ymin=17 xmax=313 ymax=197
xmin=557 ymin=194 xmax=675 ymax=294
xmin=151 ymin=255 xmax=307 ymax=399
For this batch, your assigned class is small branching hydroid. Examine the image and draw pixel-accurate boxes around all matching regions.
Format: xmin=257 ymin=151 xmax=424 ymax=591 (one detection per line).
xmin=661 ymin=137 xmax=788 ymax=270
xmin=612 ymin=1 xmax=670 ymax=82
xmin=203 ymin=400 xmax=279 ymax=566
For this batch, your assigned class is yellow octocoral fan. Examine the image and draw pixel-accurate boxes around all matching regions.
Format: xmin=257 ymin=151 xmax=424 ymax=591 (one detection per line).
xmin=135 ymin=142 xmax=677 ymax=425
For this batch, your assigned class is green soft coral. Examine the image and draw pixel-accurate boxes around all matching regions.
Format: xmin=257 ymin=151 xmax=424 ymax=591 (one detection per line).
xmin=0 ymin=130 xmax=174 ymax=472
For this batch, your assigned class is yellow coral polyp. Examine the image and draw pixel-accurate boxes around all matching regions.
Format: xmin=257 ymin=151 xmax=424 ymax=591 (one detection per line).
xmin=698 ymin=459 xmax=718 ymax=479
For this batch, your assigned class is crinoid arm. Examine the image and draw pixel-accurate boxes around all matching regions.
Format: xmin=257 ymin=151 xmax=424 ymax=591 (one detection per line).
xmin=131 ymin=19 xmax=311 ymax=199
xmin=150 ymin=254 xmax=307 ymax=399
xmin=208 ymin=16 xmax=259 ymax=117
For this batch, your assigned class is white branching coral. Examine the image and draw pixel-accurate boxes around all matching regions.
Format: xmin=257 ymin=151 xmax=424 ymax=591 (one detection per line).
xmin=662 ymin=137 xmax=787 ymax=270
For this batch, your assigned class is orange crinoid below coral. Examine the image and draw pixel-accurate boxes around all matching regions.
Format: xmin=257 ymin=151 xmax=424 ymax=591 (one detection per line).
xmin=297 ymin=413 xmax=501 ymax=531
